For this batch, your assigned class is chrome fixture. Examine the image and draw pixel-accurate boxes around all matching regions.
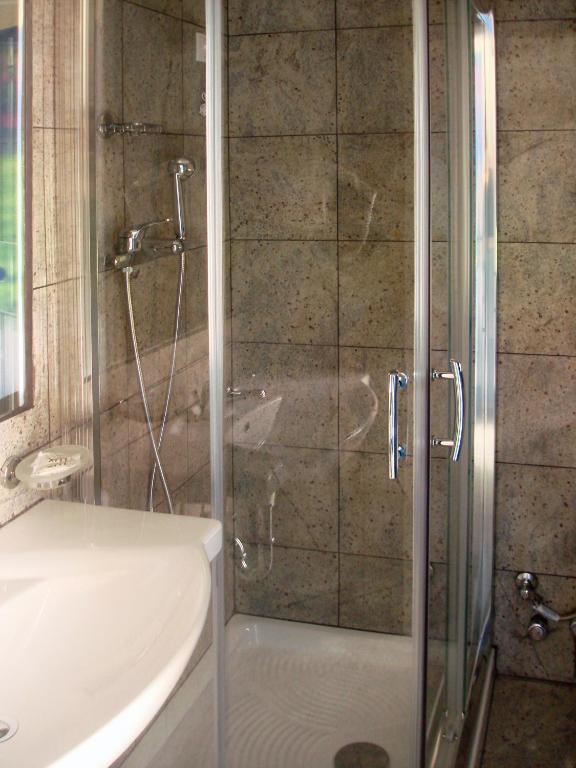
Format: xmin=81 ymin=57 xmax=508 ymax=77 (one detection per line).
xmin=226 ymin=386 xmax=267 ymax=400
xmin=431 ymin=360 xmax=464 ymax=461
xmin=515 ymin=571 xmax=538 ymax=600
xmin=0 ymin=456 xmax=20 ymax=489
xmin=515 ymin=572 xmax=576 ymax=639
xmin=527 ymin=615 xmax=549 ymax=642
xmin=388 ymin=370 xmax=408 ymax=480
xmin=168 ymin=158 xmax=195 ymax=240
xmin=98 ymin=112 xmax=163 ymax=139
xmin=111 ymin=159 xmax=196 ymax=271
xmin=121 ymin=158 xmax=195 ymax=514
xmin=113 ymin=218 xmax=178 ymax=270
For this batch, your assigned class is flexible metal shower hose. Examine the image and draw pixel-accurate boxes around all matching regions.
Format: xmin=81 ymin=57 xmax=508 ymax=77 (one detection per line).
xmin=124 ymin=260 xmax=185 ymax=515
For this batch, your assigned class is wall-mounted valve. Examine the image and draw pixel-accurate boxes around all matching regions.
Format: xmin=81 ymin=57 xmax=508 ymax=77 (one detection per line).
xmin=516 ymin=571 xmax=576 ymax=642
xmin=527 ymin=615 xmax=549 ymax=642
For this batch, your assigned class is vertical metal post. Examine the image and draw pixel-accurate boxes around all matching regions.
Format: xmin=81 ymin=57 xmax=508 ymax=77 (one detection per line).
xmin=411 ymin=0 xmax=431 ymax=766
xmin=205 ymin=1 xmax=226 ymax=766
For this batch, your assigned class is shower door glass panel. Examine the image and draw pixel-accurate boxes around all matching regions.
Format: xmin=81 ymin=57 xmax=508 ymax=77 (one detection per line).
xmin=223 ymin=3 xmax=421 ymax=767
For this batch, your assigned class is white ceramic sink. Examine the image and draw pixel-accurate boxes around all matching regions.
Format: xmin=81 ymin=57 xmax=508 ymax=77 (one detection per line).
xmin=0 ymin=499 xmax=222 ymax=768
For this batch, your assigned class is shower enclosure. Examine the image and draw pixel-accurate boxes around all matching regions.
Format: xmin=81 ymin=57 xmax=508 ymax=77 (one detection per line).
xmin=90 ymin=0 xmax=497 ymax=766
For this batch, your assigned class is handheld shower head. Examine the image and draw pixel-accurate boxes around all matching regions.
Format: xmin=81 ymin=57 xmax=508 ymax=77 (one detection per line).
xmin=168 ymin=158 xmax=194 ymax=239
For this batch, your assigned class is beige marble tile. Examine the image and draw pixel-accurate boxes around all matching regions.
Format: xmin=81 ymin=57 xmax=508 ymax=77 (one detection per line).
xmin=232 ymin=342 xmax=338 ymax=450
xmin=123 ymin=3 xmax=183 ymax=133
xmin=98 ymin=268 xmax=131 ymax=372
xmin=339 ymin=346 xmax=413 ymax=455
xmin=31 ymin=130 xmax=47 ymax=288
xmin=339 ymin=554 xmax=411 ymax=634
xmin=496 ymin=353 xmax=576 ymax=467
xmin=493 ymin=0 xmax=576 ymax=20
xmin=183 ymin=23 xmax=207 ymax=136
xmin=494 ymin=569 xmax=576 ymax=682
xmin=183 ymin=135 xmax=207 ymax=246
xmin=497 ymin=21 xmax=576 ymax=130
xmin=128 ymin=412 xmax=189 ymax=511
xmin=129 ymin=0 xmax=182 ymax=18
xmin=123 ymin=134 xmax=184 ymax=229
xmin=228 ymin=0 xmax=334 ymax=34
xmin=53 ymin=0 xmax=83 ymax=130
xmin=229 ymin=31 xmax=336 ymax=136
xmin=95 ymin=0 xmax=123 ymax=118
xmin=338 ymin=453 xmax=447 ymax=565
xmin=229 ymin=136 xmax=337 ymax=240
xmin=430 ymin=132 xmax=449 ymax=243
xmin=482 ymin=677 xmax=576 ymax=768
xmin=231 ymin=240 xmax=338 ymax=345
xmin=235 ymin=546 xmax=339 ymax=625
xmin=337 ymin=27 xmax=413 ymax=134
xmin=339 ymin=241 xmax=447 ymax=350
xmin=338 ymin=133 xmax=413 ymax=241
xmin=128 ymin=253 xmax=186 ymax=356
xmin=188 ymin=406 xmax=211 ymax=477
xmin=43 ymin=129 xmax=82 ymax=284
xmin=337 ymin=0 xmax=444 ymax=27
xmin=95 ymin=131 xmax=125 ymax=271
xmin=496 ymin=463 xmax=576 ymax=577
xmin=234 ymin=444 xmax=338 ymax=551
xmin=32 ymin=0 xmax=55 ymax=128
xmin=339 ymin=133 xmax=446 ymax=242
xmin=182 ymin=0 xmax=204 ymax=25
xmin=185 ymin=246 xmax=208 ymax=336
xmin=46 ymin=279 xmax=92 ymax=441
xmin=339 ymin=241 xmax=413 ymax=348
xmin=498 ymin=244 xmax=576 ymax=355
xmin=340 ymin=451 xmax=412 ymax=560
xmin=498 ymin=131 xmax=576 ymax=243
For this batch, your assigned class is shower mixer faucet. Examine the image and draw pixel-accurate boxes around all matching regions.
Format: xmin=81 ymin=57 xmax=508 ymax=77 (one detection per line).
xmin=111 ymin=158 xmax=195 ymax=271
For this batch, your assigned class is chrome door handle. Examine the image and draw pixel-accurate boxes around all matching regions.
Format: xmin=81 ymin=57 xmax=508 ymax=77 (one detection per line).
xmin=431 ymin=359 xmax=464 ymax=461
xmin=388 ymin=370 xmax=408 ymax=479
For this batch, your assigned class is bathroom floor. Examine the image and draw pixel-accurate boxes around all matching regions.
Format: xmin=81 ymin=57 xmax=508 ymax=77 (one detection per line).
xmin=481 ymin=676 xmax=576 ymax=768
xmin=121 ymin=615 xmax=432 ymax=768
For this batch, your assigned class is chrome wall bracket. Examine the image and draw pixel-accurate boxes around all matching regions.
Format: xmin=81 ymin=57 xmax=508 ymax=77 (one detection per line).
xmin=98 ymin=112 xmax=163 ymax=139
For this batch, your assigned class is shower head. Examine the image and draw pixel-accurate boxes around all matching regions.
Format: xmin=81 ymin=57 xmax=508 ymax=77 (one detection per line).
xmin=168 ymin=158 xmax=194 ymax=178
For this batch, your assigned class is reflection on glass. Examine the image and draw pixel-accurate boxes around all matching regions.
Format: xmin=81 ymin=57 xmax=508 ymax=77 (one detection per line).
xmin=0 ymin=0 xmax=26 ymax=419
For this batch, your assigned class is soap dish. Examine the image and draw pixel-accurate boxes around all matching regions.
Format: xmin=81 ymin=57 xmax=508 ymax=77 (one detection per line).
xmin=15 ymin=445 xmax=93 ymax=490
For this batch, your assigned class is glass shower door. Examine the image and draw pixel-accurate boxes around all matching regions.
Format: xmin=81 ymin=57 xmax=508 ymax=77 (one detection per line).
xmin=426 ymin=1 xmax=496 ymax=763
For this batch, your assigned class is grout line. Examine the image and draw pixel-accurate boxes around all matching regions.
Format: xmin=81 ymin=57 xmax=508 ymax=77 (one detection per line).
xmin=227 ymin=22 xmax=447 ymax=38
xmin=497 ymin=350 xmax=576 ymax=360
xmin=496 ymin=459 xmax=576 ymax=472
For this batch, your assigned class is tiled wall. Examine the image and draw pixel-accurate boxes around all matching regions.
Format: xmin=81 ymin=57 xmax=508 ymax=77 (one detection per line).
xmin=95 ymin=0 xmax=213 ymax=517
xmin=0 ymin=0 xmax=93 ymax=525
xmin=227 ymin=2 xmax=446 ymax=632
xmin=492 ymin=1 xmax=576 ymax=682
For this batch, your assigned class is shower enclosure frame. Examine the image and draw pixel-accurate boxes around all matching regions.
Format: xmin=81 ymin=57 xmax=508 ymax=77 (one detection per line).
xmin=206 ymin=0 xmax=496 ymax=768
xmin=82 ymin=0 xmax=497 ymax=762
xmin=204 ymin=1 xmax=497 ymax=767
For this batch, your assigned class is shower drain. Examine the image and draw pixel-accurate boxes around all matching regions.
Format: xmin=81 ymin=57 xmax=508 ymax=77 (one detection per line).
xmin=334 ymin=742 xmax=390 ymax=768
xmin=0 ymin=717 xmax=18 ymax=743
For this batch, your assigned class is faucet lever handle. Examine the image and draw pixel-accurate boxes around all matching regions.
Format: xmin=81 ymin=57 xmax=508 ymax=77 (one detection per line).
xmin=121 ymin=218 xmax=172 ymax=253
xmin=133 ymin=217 xmax=172 ymax=239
